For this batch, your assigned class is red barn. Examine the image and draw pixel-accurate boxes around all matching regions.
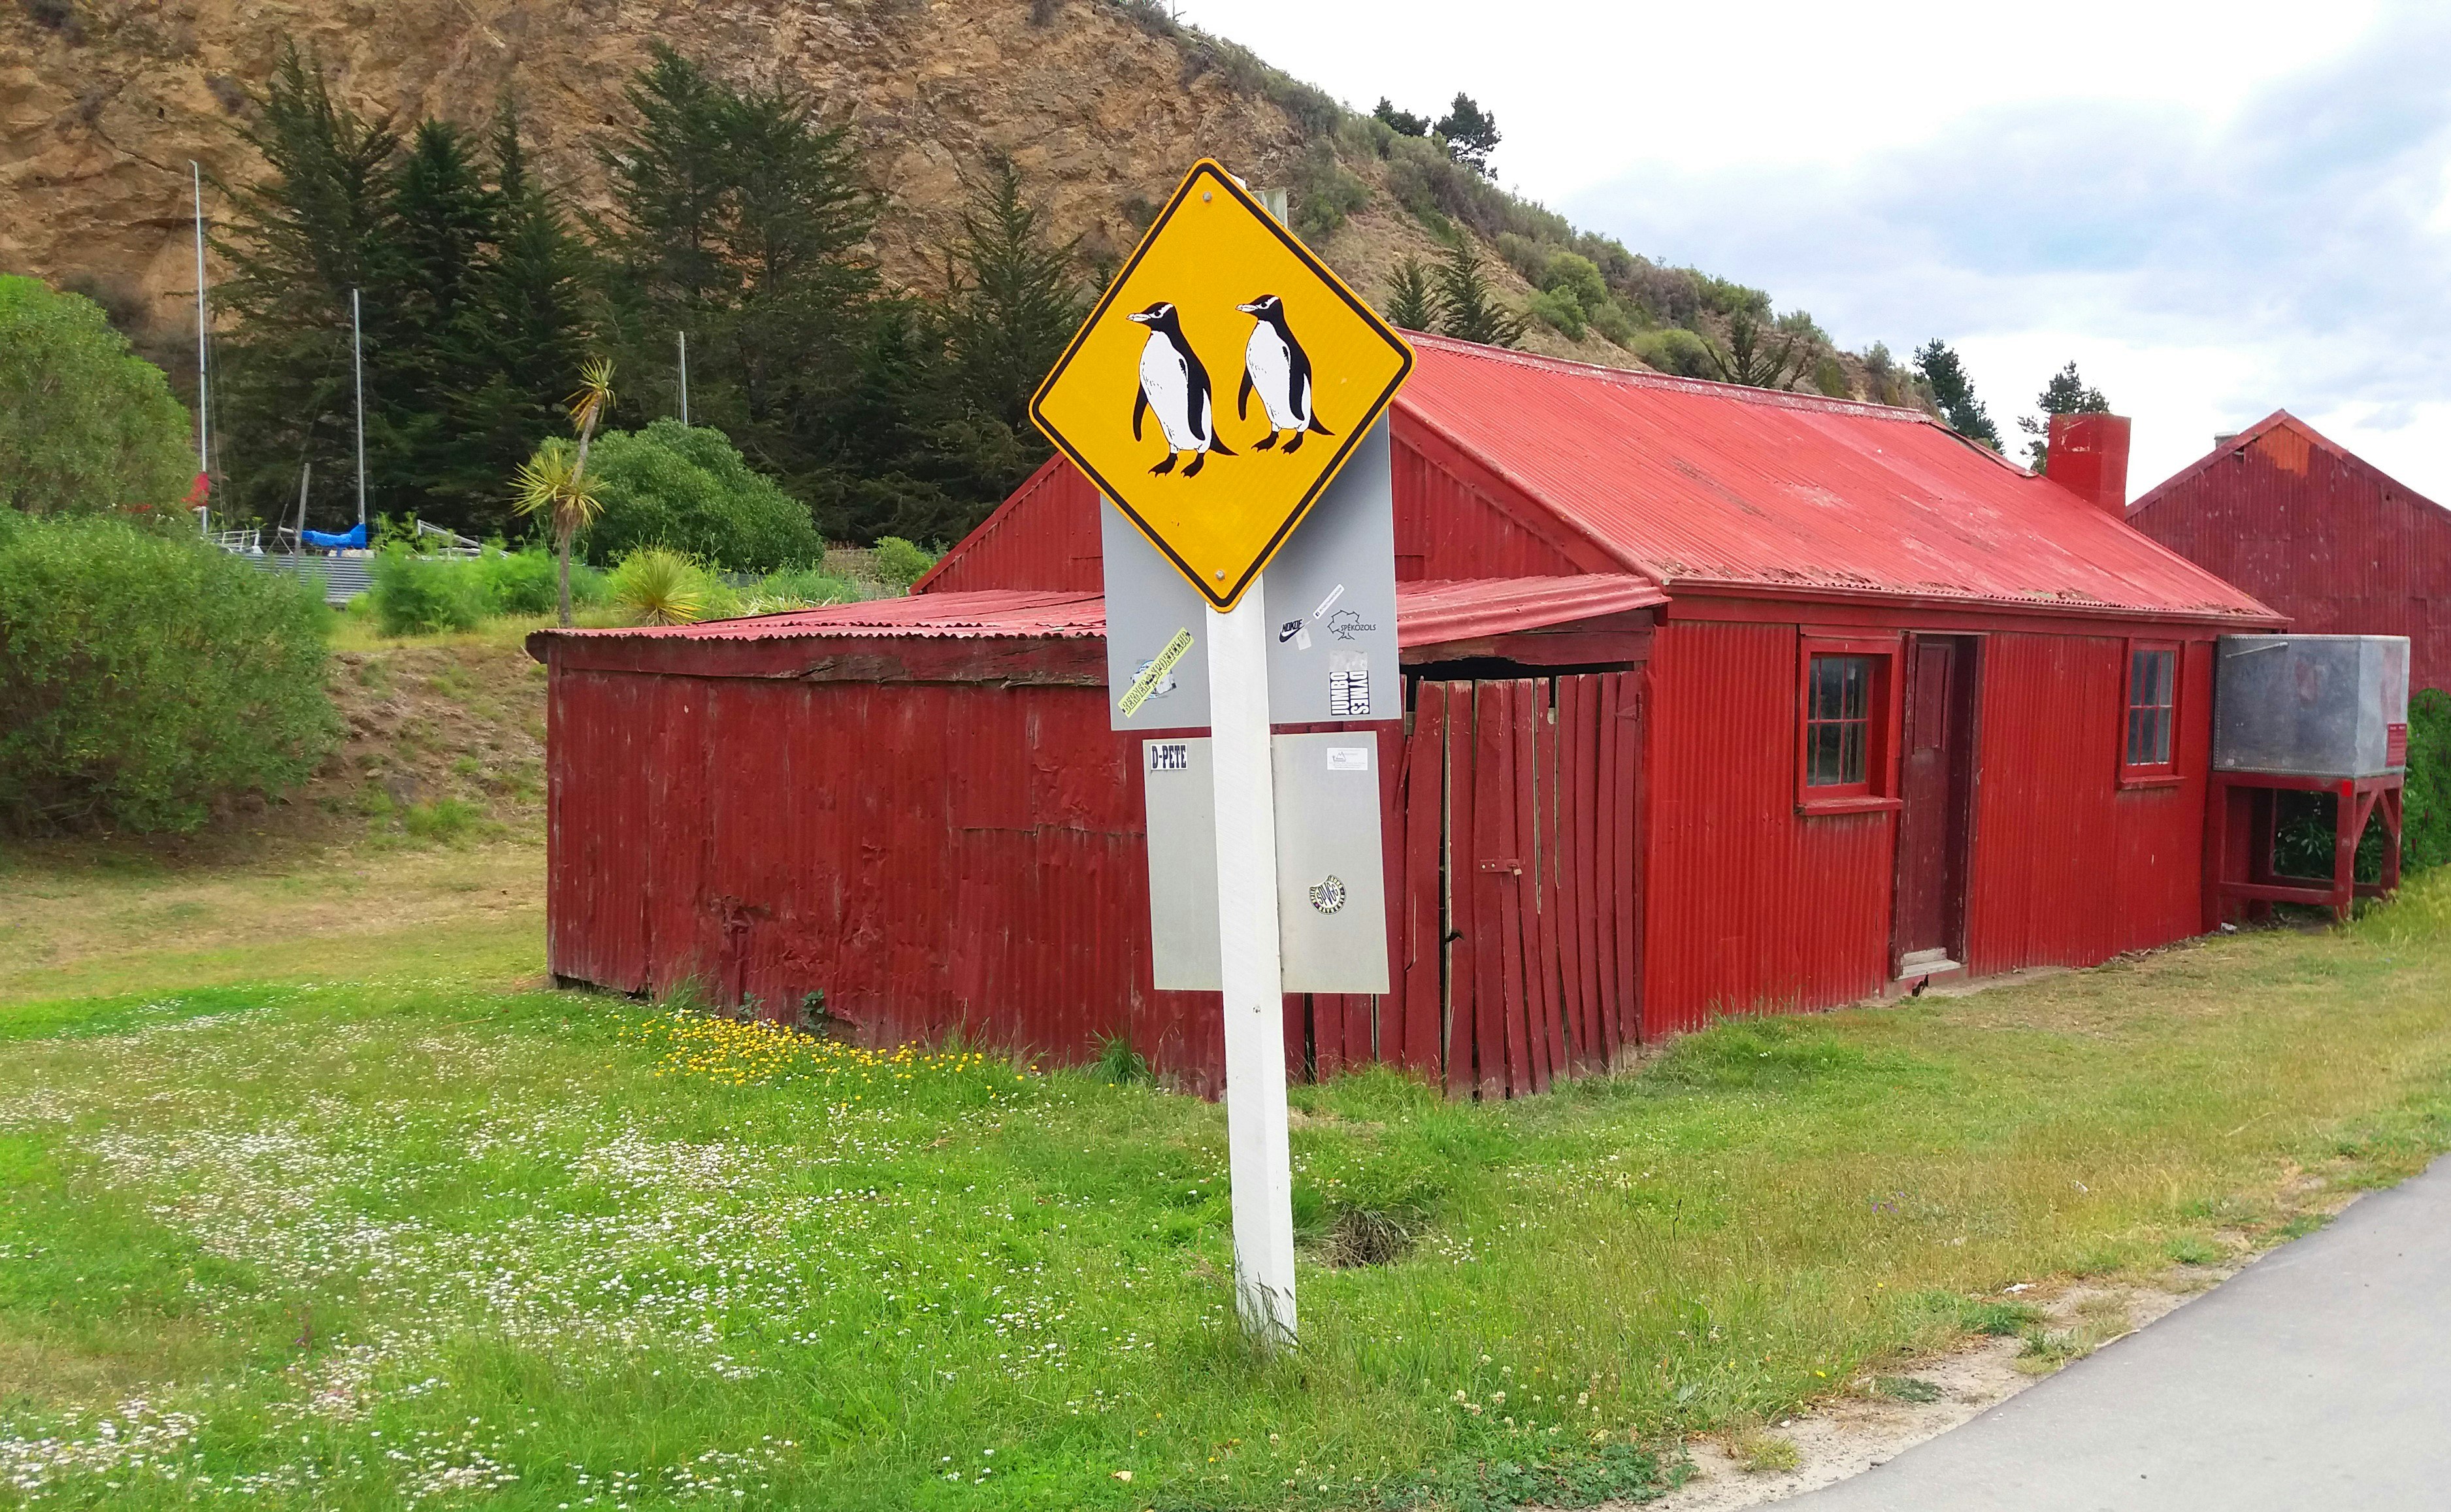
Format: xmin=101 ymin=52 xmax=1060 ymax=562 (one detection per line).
xmin=2127 ymin=410 xmax=2451 ymax=694
xmin=532 ymin=337 xmax=2278 ymax=1096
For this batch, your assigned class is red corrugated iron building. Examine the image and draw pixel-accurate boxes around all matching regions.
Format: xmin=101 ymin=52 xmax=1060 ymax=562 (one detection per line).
xmin=2128 ymin=410 xmax=2450 ymax=693
xmin=532 ymin=335 xmax=2280 ymax=1096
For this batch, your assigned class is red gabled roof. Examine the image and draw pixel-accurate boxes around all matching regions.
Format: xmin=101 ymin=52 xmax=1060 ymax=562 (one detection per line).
xmin=2129 ymin=408 xmax=2448 ymax=519
xmin=526 ymin=576 xmax=1664 ymax=657
xmin=1396 ymin=335 xmax=2277 ymax=625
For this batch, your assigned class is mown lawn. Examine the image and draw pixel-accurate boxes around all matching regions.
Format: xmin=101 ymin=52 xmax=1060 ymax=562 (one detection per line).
xmin=2 ymin=874 xmax=2448 ymax=1510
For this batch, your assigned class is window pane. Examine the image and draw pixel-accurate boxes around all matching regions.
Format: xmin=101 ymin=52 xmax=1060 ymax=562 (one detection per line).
xmin=1839 ymin=657 xmax=1868 ymax=720
xmin=1839 ymin=718 xmax=1866 ymax=784
xmin=2150 ymin=707 xmax=2172 ymax=764
xmin=1807 ymin=722 xmax=1839 ymax=786
xmin=2127 ymin=707 xmax=2147 ymax=764
xmin=1810 ymin=657 xmax=1839 ymax=721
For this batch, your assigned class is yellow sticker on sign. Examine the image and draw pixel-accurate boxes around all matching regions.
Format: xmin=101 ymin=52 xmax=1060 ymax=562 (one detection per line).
xmin=1030 ymin=161 xmax=1415 ymax=612
xmin=1118 ymin=627 xmax=1194 ymax=718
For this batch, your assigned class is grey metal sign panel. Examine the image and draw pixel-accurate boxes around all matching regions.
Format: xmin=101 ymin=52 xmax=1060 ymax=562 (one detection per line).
xmin=1103 ymin=418 xmax=1398 ymax=731
xmin=1142 ymin=737 xmax=1223 ymax=989
xmin=1268 ymin=731 xmax=1392 ymax=993
xmin=1104 ymin=507 xmax=1215 ymax=732
xmin=1259 ymin=419 xmax=1399 ymax=725
xmin=1140 ymin=731 xmax=1390 ymax=994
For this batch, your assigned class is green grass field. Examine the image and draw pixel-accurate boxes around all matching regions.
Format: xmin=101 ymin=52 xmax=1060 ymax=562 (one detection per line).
xmin=3 ymin=873 xmax=2448 ymax=1509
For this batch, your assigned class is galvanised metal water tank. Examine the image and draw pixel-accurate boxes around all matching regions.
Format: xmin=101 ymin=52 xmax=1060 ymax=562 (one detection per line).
xmin=2213 ymin=634 xmax=2410 ymax=778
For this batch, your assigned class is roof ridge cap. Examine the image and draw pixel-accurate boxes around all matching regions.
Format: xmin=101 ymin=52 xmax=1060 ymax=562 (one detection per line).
xmin=1405 ymin=331 xmax=1929 ymax=422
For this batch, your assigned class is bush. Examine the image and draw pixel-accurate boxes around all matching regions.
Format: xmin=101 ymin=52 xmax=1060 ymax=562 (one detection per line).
xmin=370 ymin=546 xmax=488 ymax=635
xmin=1629 ymin=326 xmax=1715 ymax=379
xmin=1526 ymin=284 xmax=1587 ymax=340
xmin=744 ymin=565 xmax=863 ymax=612
xmin=0 ymin=510 xmax=338 ymax=834
xmin=2405 ymin=688 xmax=2451 ymax=871
xmin=1291 ymin=143 xmax=1370 ymax=241
xmin=871 ymin=536 xmax=940 ymax=591
xmin=0 ymin=275 xmax=197 ymax=518
xmin=584 ymin=419 xmax=824 ymax=572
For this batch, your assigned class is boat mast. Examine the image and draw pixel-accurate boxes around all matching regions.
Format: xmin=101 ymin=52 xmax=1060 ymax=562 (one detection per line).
xmin=191 ymin=161 xmax=210 ymax=531
xmin=352 ymin=287 xmax=367 ymax=527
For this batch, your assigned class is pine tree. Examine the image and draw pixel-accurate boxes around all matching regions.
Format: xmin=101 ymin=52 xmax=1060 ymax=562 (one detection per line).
xmin=938 ymin=154 xmax=1086 ymax=435
xmin=446 ymin=102 xmax=598 ymax=538
xmin=1913 ymin=340 xmax=2002 ymax=450
xmin=1434 ymin=93 xmax=1502 ymax=176
xmin=1381 ymin=255 xmax=1442 ymax=331
xmin=1372 ymin=98 xmax=1429 ymax=137
xmin=212 ymin=44 xmax=403 ymax=527
xmin=1434 ymin=241 xmax=1526 ymax=348
xmin=2018 ymin=361 xmax=2111 ymax=472
xmin=596 ymin=46 xmax=880 ymax=507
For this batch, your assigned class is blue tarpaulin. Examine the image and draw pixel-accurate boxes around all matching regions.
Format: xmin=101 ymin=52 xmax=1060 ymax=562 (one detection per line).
xmin=301 ymin=523 xmax=368 ymax=550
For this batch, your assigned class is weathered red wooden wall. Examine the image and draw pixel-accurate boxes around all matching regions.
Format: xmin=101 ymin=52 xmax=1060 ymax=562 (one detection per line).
xmin=1961 ymin=634 xmax=2214 ymax=972
xmin=2128 ymin=421 xmax=2451 ymax=693
xmin=1640 ymin=619 xmax=1897 ymax=1036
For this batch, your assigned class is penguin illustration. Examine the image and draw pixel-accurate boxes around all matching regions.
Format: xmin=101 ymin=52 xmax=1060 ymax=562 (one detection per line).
xmin=1234 ymin=294 xmax=1334 ymax=453
xmin=1127 ymin=301 xmax=1234 ymax=478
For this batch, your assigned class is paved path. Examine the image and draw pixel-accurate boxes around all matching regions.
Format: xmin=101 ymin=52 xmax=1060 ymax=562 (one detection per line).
xmin=1784 ymin=1155 xmax=2451 ymax=1511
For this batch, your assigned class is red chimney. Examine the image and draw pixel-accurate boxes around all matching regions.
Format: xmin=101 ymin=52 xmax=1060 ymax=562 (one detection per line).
xmin=2047 ymin=412 xmax=2131 ymax=517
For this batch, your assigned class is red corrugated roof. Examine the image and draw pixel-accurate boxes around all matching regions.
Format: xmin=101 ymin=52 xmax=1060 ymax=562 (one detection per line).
xmin=528 ymin=576 xmax=1663 ymax=653
xmin=1396 ymin=335 xmax=2278 ymax=624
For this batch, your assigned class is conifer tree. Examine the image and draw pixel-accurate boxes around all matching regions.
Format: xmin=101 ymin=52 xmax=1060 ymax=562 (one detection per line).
xmin=1913 ymin=340 xmax=2002 ymax=450
xmin=1434 ymin=241 xmax=1526 ymax=348
xmin=2018 ymin=361 xmax=2111 ymax=472
xmin=1381 ymin=255 xmax=1442 ymax=331
xmin=212 ymin=44 xmax=403 ymax=527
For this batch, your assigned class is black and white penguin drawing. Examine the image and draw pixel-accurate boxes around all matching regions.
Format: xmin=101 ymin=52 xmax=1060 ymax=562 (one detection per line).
xmin=1127 ymin=301 xmax=1234 ymax=478
xmin=1234 ymin=293 xmax=1334 ymax=453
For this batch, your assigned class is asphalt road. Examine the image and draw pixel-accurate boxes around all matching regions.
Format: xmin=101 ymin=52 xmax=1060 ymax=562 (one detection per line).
xmin=1784 ymin=1155 xmax=2451 ymax=1511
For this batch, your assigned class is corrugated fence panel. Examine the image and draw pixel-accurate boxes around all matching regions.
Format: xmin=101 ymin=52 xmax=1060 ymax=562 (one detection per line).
xmin=1640 ymin=620 xmax=1894 ymax=1038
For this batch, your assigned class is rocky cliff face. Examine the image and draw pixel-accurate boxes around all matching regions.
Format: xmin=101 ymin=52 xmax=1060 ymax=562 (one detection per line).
xmin=1 ymin=0 xmax=1311 ymax=338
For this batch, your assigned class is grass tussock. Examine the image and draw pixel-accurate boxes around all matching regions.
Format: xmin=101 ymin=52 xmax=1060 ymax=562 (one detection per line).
xmin=0 ymin=868 xmax=2443 ymax=1507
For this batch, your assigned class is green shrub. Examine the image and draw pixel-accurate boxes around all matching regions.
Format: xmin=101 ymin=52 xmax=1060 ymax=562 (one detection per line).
xmin=0 ymin=510 xmax=338 ymax=834
xmin=1291 ymin=143 xmax=1371 ymax=241
xmin=1526 ymin=285 xmax=1587 ymax=340
xmin=474 ymin=547 xmax=564 ymax=616
xmin=369 ymin=548 xmax=487 ymax=636
xmin=1587 ymin=300 xmax=1638 ymax=346
xmin=871 ymin=536 xmax=940 ymax=591
xmin=0 ymin=276 xmax=197 ymax=518
xmin=584 ymin=419 xmax=823 ymax=572
xmin=1630 ymin=326 xmax=1715 ymax=379
xmin=746 ymin=566 xmax=863 ymax=611
xmin=1538 ymin=252 xmax=1609 ymax=315
xmin=2405 ymin=688 xmax=2450 ymax=870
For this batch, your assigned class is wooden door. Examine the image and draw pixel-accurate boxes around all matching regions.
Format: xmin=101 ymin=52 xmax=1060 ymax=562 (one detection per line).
xmin=1393 ymin=672 xmax=1642 ymax=1097
xmin=1892 ymin=637 xmax=1976 ymax=972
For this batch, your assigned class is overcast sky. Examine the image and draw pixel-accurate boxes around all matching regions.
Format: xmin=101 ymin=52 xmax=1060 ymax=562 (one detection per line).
xmin=1176 ymin=0 xmax=2451 ymax=504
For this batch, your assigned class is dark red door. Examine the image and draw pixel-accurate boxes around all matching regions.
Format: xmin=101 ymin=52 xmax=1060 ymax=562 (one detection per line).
xmin=1893 ymin=638 xmax=1976 ymax=972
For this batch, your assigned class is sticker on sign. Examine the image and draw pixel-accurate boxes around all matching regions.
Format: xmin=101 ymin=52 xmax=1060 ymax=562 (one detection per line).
xmin=1119 ymin=627 xmax=1194 ymax=718
xmin=1326 ymin=747 xmax=1369 ymax=771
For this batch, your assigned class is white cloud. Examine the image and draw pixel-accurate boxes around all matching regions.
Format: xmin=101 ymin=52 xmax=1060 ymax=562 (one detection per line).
xmin=1173 ymin=0 xmax=2449 ymax=501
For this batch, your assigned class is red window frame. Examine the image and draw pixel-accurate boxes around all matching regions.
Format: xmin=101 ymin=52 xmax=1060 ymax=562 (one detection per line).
xmin=1796 ymin=633 xmax=1903 ymax=814
xmin=2120 ymin=640 xmax=2181 ymax=787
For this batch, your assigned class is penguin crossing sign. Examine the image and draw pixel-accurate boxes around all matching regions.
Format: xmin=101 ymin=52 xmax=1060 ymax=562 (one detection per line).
xmin=1029 ymin=159 xmax=1415 ymax=612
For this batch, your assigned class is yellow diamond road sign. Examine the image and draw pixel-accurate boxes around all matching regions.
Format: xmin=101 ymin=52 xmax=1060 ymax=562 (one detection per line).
xmin=1030 ymin=160 xmax=1415 ymax=612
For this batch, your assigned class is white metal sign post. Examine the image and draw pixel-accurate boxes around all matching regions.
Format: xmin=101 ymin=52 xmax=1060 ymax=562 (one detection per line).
xmin=1028 ymin=160 xmax=1411 ymax=1352
xmin=1206 ymin=580 xmax=1298 ymax=1345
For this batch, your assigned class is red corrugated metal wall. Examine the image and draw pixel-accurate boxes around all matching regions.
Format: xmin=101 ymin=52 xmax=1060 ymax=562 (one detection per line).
xmin=2129 ymin=423 xmax=2451 ymax=692
xmin=1962 ymin=634 xmax=2212 ymax=972
xmin=919 ymin=460 xmax=1104 ymax=595
xmin=1640 ymin=619 xmax=1895 ymax=1035
xmin=550 ymin=669 xmax=1223 ymax=1087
